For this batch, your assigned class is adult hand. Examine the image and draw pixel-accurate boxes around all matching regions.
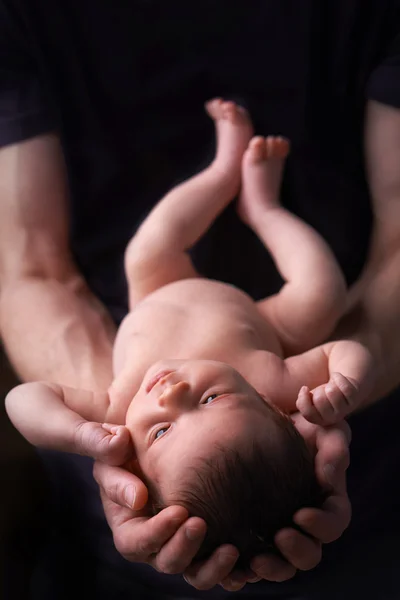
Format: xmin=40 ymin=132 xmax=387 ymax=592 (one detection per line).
xmin=93 ymin=416 xmax=350 ymax=592
xmin=93 ymin=378 xmax=241 ymax=586
xmin=184 ymin=415 xmax=351 ymax=592
xmin=93 ymin=460 xmax=221 ymax=576
xmin=222 ymin=415 xmax=350 ymax=591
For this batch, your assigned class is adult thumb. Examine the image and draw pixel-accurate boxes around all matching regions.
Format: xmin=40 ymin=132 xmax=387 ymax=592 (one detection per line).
xmin=93 ymin=461 xmax=149 ymax=510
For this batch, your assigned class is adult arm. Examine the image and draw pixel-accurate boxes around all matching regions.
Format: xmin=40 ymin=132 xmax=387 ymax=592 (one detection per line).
xmin=0 ymin=133 xmax=207 ymax=572
xmin=0 ymin=135 xmax=116 ymax=390
xmin=254 ymin=99 xmax=400 ymax=589
xmin=217 ymin=98 xmax=400 ymax=591
xmin=339 ymin=100 xmax=400 ymax=404
xmin=0 ymin=135 xmax=350 ymax=591
xmin=212 ymin=99 xmax=400 ymax=592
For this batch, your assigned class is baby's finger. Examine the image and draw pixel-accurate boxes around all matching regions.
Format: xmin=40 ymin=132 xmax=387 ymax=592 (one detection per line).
xmin=312 ymin=387 xmax=336 ymax=424
xmin=296 ymin=387 xmax=325 ymax=425
xmin=183 ymin=545 xmax=239 ymax=591
xmin=100 ymin=424 xmax=134 ymax=465
xmin=323 ymin=386 xmax=349 ymax=422
xmin=326 ymin=373 xmax=358 ymax=416
xmin=74 ymin=421 xmax=131 ymax=465
xmin=151 ymin=517 xmax=207 ymax=574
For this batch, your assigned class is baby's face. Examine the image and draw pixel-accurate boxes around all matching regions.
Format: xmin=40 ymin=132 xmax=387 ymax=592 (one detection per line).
xmin=126 ymin=359 xmax=274 ymax=500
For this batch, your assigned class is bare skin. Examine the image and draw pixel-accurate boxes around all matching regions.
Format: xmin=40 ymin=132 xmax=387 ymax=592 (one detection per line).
xmin=117 ymin=99 xmax=371 ymax=425
xmin=0 ymin=133 xmax=352 ymax=594
xmin=13 ymin=85 xmax=400 ymax=594
xmin=3 ymin=92 xmax=399 ymax=590
xmin=5 ymin=100 xmax=369 ymax=589
xmin=7 ymin=100 xmax=370 ymax=452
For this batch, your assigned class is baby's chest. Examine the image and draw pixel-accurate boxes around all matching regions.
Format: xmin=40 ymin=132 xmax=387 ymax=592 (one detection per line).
xmin=114 ymin=297 xmax=261 ymax=370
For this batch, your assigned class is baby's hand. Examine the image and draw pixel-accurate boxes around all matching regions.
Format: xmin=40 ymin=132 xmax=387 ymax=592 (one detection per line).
xmin=74 ymin=421 xmax=133 ymax=466
xmin=296 ymin=373 xmax=359 ymax=426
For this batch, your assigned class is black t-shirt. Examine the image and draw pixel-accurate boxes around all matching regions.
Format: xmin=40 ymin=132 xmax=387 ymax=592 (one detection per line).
xmin=1 ymin=2 xmax=400 ymax=599
xmin=2 ymin=0 xmax=400 ymax=321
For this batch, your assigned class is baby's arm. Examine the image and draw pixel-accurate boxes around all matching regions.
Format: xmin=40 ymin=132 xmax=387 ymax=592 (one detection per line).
xmin=284 ymin=340 xmax=373 ymax=425
xmin=5 ymin=382 xmax=131 ymax=465
xmin=294 ymin=341 xmax=373 ymax=425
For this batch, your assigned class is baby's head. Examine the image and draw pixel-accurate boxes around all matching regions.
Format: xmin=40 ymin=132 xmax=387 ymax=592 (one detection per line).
xmin=126 ymin=359 xmax=324 ymax=568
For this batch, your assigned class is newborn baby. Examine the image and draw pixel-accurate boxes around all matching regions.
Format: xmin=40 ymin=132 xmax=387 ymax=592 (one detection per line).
xmin=6 ymin=99 xmax=372 ymax=568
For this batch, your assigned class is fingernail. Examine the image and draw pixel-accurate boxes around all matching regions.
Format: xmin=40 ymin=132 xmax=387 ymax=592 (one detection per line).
xmin=124 ymin=485 xmax=136 ymax=508
xmin=227 ymin=577 xmax=245 ymax=590
xmin=324 ymin=464 xmax=336 ymax=486
xmin=219 ymin=552 xmax=238 ymax=567
xmin=185 ymin=526 xmax=203 ymax=541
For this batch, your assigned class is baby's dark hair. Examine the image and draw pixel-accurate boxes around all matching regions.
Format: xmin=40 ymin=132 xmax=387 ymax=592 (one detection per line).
xmin=148 ymin=406 xmax=325 ymax=569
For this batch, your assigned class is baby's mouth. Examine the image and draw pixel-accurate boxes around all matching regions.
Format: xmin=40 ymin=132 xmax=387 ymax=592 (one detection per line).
xmin=145 ymin=369 xmax=174 ymax=393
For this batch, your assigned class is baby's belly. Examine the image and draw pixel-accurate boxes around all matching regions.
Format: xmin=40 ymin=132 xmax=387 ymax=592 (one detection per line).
xmin=113 ymin=279 xmax=281 ymax=379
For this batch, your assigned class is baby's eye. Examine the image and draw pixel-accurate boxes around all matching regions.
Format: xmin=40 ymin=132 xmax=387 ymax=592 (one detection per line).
xmin=155 ymin=426 xmax=170 ymax=439
xmin=202 ymin=394 xmax=219 ymax=404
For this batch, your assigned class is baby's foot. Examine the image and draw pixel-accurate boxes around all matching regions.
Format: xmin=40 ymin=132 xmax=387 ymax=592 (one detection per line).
xmin=205 ymin=98 xmax=253 ymax=177
xmin=296 ymin=373 xmax=359 ymax=426
xmin=237 ymin=135 xmax=290 ymax=227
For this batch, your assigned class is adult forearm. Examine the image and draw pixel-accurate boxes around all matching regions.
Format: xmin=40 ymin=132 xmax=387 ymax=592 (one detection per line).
xmin=345 ymin=100 xmax=400 ymax=404
xmin=0 ymin=272 xmax=116 ymax=391
xmin=337 ymin=242 xmax=400 ymax=405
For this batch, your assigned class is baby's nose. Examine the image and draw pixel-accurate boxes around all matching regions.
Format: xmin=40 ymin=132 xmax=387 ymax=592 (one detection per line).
xmin=158 ymin=381 xmax=190 ymax=407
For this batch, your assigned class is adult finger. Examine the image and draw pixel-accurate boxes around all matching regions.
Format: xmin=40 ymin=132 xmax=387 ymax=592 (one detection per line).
xmin=93 ymin=461 xmax=149 ymax=510
xmin=250 ymin=553 xmax=297 ymax=582
xmin=113 ymin=505 xmax=189 ymax=562
xmin=183 ymin=545 xmax=239 ymax=591
xmin=274 ymin=528 xmax=322 ymax=571
xmin=151 ymin=517 xmax=207 ymax=574
xmin=314 ymin=426 xmax=351 ymax=488
xmin=293 ymin=481 xmax=351 ymax=543
xmin=219 ymin=567 xmax=254 ymax=591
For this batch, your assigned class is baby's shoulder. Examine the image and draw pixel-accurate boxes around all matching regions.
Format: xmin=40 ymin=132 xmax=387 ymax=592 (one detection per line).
xmin=243 ymin=350 xmax=286 ymax=394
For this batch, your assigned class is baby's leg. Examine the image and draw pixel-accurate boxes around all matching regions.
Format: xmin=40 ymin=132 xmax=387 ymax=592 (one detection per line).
xmin=125 ymin=99 xmax=253 ymax=307
xmin=239 ymin=137 xmax=346 ymax=354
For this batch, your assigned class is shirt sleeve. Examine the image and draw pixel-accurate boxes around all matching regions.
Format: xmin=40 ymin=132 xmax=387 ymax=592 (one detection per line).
xmin=368 ymin=35 xmax=400 ymax=107
xmin=367 ymin=1 xmax=400 ymax=108
xmin=0 ymin=2 xmax=56 ymax=148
